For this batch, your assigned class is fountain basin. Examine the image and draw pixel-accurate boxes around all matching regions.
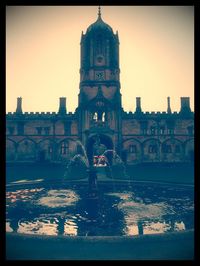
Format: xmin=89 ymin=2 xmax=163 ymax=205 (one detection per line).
xmin=6 ymin=180 xmax=194 ymax=237
xmin=6 ymin=229 xmax=194 ymax=260
xmin=6 ymin=179 xmax=194 ymax=260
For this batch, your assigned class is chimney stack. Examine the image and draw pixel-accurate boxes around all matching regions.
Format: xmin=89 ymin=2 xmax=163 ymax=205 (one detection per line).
xmin=180 ymin=97 xmax=191 ymax=114
xmin=58 ymin=97 xmax=67 ymax=114
xmin=167 ymin=97 xmax=171 ymax=114
xmin=135 ymin=97 xmax=142 ymax=113
xmin=16 ymin=97 xmax=23 ymax=114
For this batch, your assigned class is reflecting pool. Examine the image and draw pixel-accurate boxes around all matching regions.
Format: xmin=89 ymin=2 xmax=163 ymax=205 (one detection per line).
xmin=6 ymin=182 xmax=194 ymax=236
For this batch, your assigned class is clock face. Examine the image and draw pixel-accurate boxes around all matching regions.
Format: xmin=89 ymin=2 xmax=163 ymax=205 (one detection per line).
xmin=97 ymin=56 xmax=103 ymax=63
xmin=95 ymin=55 xmax=105 ymax=66
xmin=95 ymin=71 xmax=104 ymax=81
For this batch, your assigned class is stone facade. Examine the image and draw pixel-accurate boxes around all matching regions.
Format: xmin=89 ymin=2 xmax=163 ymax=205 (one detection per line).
xmin=6 ymin=9 xmax=194 ymax=164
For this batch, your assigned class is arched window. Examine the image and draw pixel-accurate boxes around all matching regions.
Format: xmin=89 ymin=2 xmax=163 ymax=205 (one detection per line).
xmin=149 ymin=145 xmax=157 ymax=153
xmin=162 ymin=144 xmax=172 ymax=153
xmin=48 ymin=146 xmax=53 ymax=154
xmin=96 ymin=34 xmax=103 ymax=54
xmin=129 ymin=145 xmax=137 ymax=153
xmin=102 ymin=112 xmax=105 ymax=122
xmin=60 ymin=141 xmax=69 ymax=155
xmin=160 ymin=127 xmax=165 ymax=135
xmin=93 ymin=112 xmax=98 ymax=121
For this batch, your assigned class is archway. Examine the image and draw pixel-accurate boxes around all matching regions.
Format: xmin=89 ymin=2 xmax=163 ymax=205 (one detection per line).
xmin=142 ymin=138 xmax=160 ymax=162
xmin=161 ymin=138 xmax=184 ymax=162
xmin=122 ymin=138 xmax=142 ymax=164
xmin=37 ymin=139 xmax=55 ymax=162
xmin=6 ymin=139 xmax=17 ymax=161
xmin=86 ymin=134 xmax=113 ymax=166
xmin=17 ymin=138 xmax=37 ymax=161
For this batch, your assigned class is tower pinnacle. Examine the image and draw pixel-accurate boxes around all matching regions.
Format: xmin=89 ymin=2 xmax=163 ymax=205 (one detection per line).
xmin=98 ymin=6 xmax=101 ymax=19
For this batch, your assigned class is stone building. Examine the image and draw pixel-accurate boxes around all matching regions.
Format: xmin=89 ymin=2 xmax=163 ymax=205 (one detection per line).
xmin=6 ymin=8 xmax=194 ymax=165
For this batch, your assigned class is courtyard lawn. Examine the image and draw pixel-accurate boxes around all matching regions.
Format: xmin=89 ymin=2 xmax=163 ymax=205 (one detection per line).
xmin=125 ymin=162 xmax=194 ymax=184
xmin=6 ymin=162 xmax=194 ymax=185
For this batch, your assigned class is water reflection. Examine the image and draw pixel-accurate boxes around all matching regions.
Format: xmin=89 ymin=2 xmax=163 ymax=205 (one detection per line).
xmin=6 ymin=184 xmax=194 ymax=236
xmin=6 ymin=188 xmax=44 ymax=203
xmin=37 ymin=189 xmax=80 ymax=208
xmin=64 ymin=219 xmax=78 ymax=236
xmin=124 ymin=220 xmax=186 ymax=236
xmin=9 ymin=216 xmax=79 ymax=236
xmin=6 ymin=221 xmax=13 ymax=233
xmin=17 ymin=219 xmax=58 ymax=235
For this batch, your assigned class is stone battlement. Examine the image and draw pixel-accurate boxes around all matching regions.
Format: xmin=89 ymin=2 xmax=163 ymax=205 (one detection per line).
xmin=122 ymin=110 xmax=194 ymax=119
xmin=6 ymin=112 xmax=76 ymax=117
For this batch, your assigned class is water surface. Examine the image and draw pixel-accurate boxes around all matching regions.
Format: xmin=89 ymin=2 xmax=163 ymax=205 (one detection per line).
xmin=6 ymin=182 xmax=194 ymax=236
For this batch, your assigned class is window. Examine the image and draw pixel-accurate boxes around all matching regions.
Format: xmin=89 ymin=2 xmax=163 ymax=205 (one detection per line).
xmin=60 ymin=141 xmax=69 ymax=155
xmin=24 ymin=141 xmax=28 ymax=146
xmin=96 ymin=35 xmax=103 ymax=54
xmin=140 ymin=121 xmax=148 ymax=135
xmin=48 ymin=146 xmax=53 ymax=154
xmin=93 ymin=112 xmax=98 ymax=121
xmin=44 ymin=127 xmax=50 ymax=135
xmin=162 ymin=144 xmax=172 ymax=153
xmin=92 ymin=111 xmax=106 ymax=122
xmin=102 ymin=112 xmax=106 ymax=122
xmin=167 ymin=128 xmax=174 ymax=135
xmin=129 ymin=145 xmax=137 ymax=153
xmin=142 ymin=128 xmax=147 ymax=135
xmin=150 ymin=127 xmax=156 ymax=135
xmin=149 ymin=145 xmax=157 ymax=153
xmin=36 ymin=127 xmax=42 ymax=135
xmin=160 ymin=127 xmax=165 ymax=135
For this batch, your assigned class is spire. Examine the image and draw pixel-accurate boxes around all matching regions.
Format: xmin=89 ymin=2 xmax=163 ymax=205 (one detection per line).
xmin=167 ymin=97 xmax=172 ymax=114
xmin=16 ymin=97 xmax=23 ymax=114
xmin=98 ymin=6 xmax=101 ymax=19
xmin=58 ymin=97 xmax=67 ymax=115
xmin=135 ymin=97 xmax=142 ymax=113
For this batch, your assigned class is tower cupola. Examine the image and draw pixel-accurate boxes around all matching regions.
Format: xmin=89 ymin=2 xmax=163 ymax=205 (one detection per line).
xmin=80 ymin=6 xmax=119 ymax=76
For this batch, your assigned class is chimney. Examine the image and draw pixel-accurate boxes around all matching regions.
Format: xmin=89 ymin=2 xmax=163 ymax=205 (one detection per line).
xmin=16 ymin=97 xmax=22 ymax=114
xmin=180 ymin=97 xmax=191 ymax=114
xmin=58 ymin=97 xmax=67 ymax=114
xmin=167 ymin=97 xmax=171 ymax=114
xmin=135 ymin=97 xmax=142 ymax=113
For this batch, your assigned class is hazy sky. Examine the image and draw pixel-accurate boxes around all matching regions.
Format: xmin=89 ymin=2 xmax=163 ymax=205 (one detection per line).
xmin=6 ymin=6 xmax=194 ymax=113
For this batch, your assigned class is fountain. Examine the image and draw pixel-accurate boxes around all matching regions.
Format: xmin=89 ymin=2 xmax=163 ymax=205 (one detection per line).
xmin=63 ymin=140 xmax=100 ymax=199
xmin=63 ymin=138 xmax=130 ymax=199
xmin=96 ymin=149 xmax=130 ymax=180
xmin=6 ymin=138 xmax=194 ymax=259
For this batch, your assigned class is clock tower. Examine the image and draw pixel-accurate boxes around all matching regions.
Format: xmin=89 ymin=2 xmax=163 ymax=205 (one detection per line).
xmin=77 ymin=7 xmax=122 ymax=163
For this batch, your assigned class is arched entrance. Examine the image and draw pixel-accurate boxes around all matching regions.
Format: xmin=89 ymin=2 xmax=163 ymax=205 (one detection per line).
xmin=86 ymin=134 xmax=113 ymax=166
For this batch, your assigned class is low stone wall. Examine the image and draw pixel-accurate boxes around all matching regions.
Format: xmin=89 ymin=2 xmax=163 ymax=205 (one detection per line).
xmin=6 ymin=230 xmax=194 ymax=260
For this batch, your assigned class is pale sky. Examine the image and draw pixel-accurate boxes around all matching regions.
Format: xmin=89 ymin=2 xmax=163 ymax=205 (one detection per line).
xmin=6 ymin=6 xmax=194 ymax=113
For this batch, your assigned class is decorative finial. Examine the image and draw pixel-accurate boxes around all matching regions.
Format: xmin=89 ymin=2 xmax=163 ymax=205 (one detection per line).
xmin=98 ymin=6 xmax=101 ymax=18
